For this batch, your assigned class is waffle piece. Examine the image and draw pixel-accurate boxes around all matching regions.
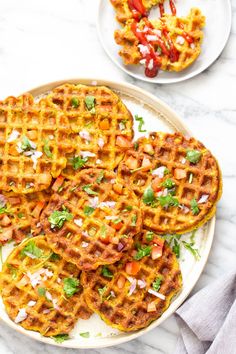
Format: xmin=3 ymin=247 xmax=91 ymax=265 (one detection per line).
xmin=114 ymin=8 xmax=205 ymax=76
xmin=0 ymin=236 xmax=92 ymax=337
xmin=41 ymin=83 xmax=134 ymax=174
xmin=41 ymin=169 xmax=142 ymax=270
xmin=110 ymin=0 xmax=163 ymax=24
xmin=81 ymin=230 xmax=182 ymax=331
xmin=0 ymin=189 xmax=51 ymax=246
xmin=0 ymin=93 xmax=74 ymax=193
xmin=118 ymin=132 xmax=222 ymax=234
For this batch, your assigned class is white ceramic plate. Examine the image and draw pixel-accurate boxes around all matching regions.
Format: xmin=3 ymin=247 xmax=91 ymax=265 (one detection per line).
xmin=0 ymin=79 xmax=216 ymax=348
xmin=97 ymin=0 xmax=231 ymax=84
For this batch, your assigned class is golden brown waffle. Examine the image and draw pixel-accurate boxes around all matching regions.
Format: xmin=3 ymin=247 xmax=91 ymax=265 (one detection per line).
xmin=41 ymin=169 xmax=142 ymax=270
xmin=118 ymin=132 xmax=222 ymax=234
xmin=0 ymin=190 xmax=52 ymax=245
xmin=81 ymin=230 xmax=182 ymax=331
xmin=0 ymin=236 xmax=92 ymax=337
xmin=0 ymin=94 xmax=73 ymax=194
xmin=114 ymin=8 xmax=205 ymax=73
xmin=110 ymin=0 xmax=163 ymax=24
xmin=41 ymin=83 xmax=134 ymax=174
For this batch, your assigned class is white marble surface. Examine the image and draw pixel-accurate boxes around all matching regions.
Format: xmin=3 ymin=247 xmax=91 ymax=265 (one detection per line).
xmin=0 ymin=0 xmax=235 ymax=353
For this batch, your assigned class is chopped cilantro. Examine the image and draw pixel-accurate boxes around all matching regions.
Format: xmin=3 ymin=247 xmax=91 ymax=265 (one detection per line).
xmin=100 ymin=225 xmax=107 ymax=239
xmin=143 ymin=186 xmax=155 ymax=206
xmin=164 ymin=167 xmax=170 ymax=175
xmin=17 ymin=212 xmax=24 ymax=218
xmin=53 ymin=334 xmax=69 ymax=343
xmin=123 ymin=205 xmax=133 ymax=212
xmin=43 ymin=139 xmax=53 ymax=158
xmin=98 ymin=285 xmax=107 ymax=298
xmin=146 ymin=231 xmax=154 ymax=242
xmin=112 ymin=218 xmax=122 ymax=224
xmin=152 ymin=276 xmax=162 ymax=291
xmin=50 ymin=253 xmax=60 ymax=261
xmin=134 ymin=245 xmax=151 ymax=260
xmin=182 ymin=241 xmax=200 ymax=261
xmin=38 ymin=287 xmax=46 ymax=296
xmin=190 ymin=198 xmax=199 ymax=215
xmin=7 ymin=264 xmax=18 ymax=279
xmin=186 ymin=150 xmax=202 ymax=164
xmin=85 ymin=95 xmax=96 ymax=114
xmin=134 ymin=115 xmax=146 ymax=133
xmin=172 ymin=239 xmax=180 ymax=258
xmin=48 ymin=209 xmax=73 ymax=229
xmin=134 ymin=142 xmax=139 ymax=151
xmin=82 ymin=184 xmax=98 ymax=195
xmin=71 ymin=97 xmax=79 ymax=108
xmin=96 ymin=170 xmax=104 ymax=184
xmin=157 ymin=46 xmax=162 ymax=55
xmin=21 ymin=240 xmax=44 ymax=259
xmin=131 ymin=214 xmax=137 ymax=226
xmin=20 ymin=136 xmax=35 ymax=152
xmin=162 ymin=178 xmax=175 ymax=189
xmin=158 ymin=194 xmax=179 ymax=208
xmin=83 ymin=206 xmax=95 ymax=216
xmin=79 ymin=332 xmax=90 ymax=338
xmin=63 ymin=277 xmax=80 ymax=297
xmin=0 ymin=205 xmax=8 ymax=214
xmin=71 ymin=156 xmax=88 ymax=170
xmin=101 ymin=266 xmax=113 ymax=278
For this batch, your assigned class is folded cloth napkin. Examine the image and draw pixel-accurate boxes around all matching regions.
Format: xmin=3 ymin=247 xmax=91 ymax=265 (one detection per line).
xmin=174 ymin=271 xmax=236 ymax=354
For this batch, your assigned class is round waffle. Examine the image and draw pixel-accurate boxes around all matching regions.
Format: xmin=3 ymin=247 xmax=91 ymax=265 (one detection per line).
xmin=0 ymin=236 xmax=92 ymax=337
xmin=81 ymin=230 xmax=182 ymax=331
xmin=41 ymin=83 xmax=134 ymax=173
xmin=0 ymin=93 xmax=76 ymax=194
xmin=118 ymin=132 xmax=222 ymax=234
xmin=114 ymin=8 xmax=205 ymax=75
xmin=41 ymin=169 xmax=142 ymax=270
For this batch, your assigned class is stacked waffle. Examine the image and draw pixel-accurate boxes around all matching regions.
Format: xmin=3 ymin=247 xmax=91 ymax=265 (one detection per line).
xmin=110 ymin=0 xmax=205 ymax=77
xmin=0 ymin=84 xmax=222 ymax=338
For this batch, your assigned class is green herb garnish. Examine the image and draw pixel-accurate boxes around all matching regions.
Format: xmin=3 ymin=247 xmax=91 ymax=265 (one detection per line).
xmin=146 ymin=231 xmax=154 ymax=242
xmin=82 ymin=184 xmax=98 ymax=195
xmin=38 ymin=287 xmax=46 ymax=296
xmin=85 ymin=95 xmax=96 ymax=114
xmin=172 ymin=239 xmax=180 ymax=258
xmin=20 ymin=136 xmax=35 ymax=152
xmin=143 ymin=186 xmax=155 ymax=206
xmin=162 ymin=178 xmax=175 ymax=189
xmin=182 ymin=241 xmax=200 ymax=261
xmin=79 ymin=332 xmax=90 ymax=338
xmin=98 ymin=285 xmax=107 ymax=298
xmin=96 ymin=170 xmax=104 ymax=184
xmin=134 ymin=245 xmax=151 ymax=260
xmin=157 ymin=194 xmax=179 ymax=208
xmin=83 ymin=206 xmax=95 ymax=216
xmin=134 ymin=115 xmax=146 ymax=133
xmin=112 ymin=218 xmax=122 ymax=224
xmin=152 ymin=276 xmax=162 ymax=291
xmin=53 ymin=334 xmax=69 ymax=343
xmin=186 ymin=150 xmax=202 ymax=164
xmin=17 ymin=212 xmax=24 ymax=218
xmin=134 ymin=142 xmax=139 ymax=151
xmin=6 ymin=264 xmax=18 ymax=279
xmin=71 ymin=97 xmax=79 ymax=108
xmin=63 ymin=277 xmax=80 ymax=297
xmin=101 ymin=266 xmax=113 ymax=278
xmin=43 ymin=139 xmax=53 ymax=158
xmin=48 ymin=209 xmax=73 ymax=229
xmin=21 ymin=240 xmax=44 ymax=259
xmin=71 ymin=156 xmax=88 ymax=170
xmin=131 ymin=215 xmax=137 ymax=226
xmin=50 ymin=253 xmax=60 ymax=261
xmin=123 ymin=205 xmax=133 ymax=212
xmin=190 ymin=198 xmax=199 ymax=215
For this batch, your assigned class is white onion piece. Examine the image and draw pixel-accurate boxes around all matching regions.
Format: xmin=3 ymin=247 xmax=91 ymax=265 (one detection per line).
xmin=152 ymin=166 xmax=166 ymax=178
xmin=148 ymin=289 xmax=166 ymax=300
xmin=198 ymin=194 xmax=209 ymax=204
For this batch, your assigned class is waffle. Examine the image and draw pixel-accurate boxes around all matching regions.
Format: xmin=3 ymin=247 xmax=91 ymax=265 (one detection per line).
xmin=110 ymin=0 xmax=163 ymax=24
xmin=41 ymin=169 xmax=142 ymax=270
xmin=0 ymin=93 xmax=73 ymax=194
xmin=0 ymin=236 xmax=92 ymax=337
xmin=0 ymin=189 xmax=52 ymax=246
xmin=41 ymin=83 xmax=134 ymax=174
xmin=81 ymin=230 xmax=182 ymax=331
xmin=118 ymin=132 xmax=222 ymax=234
xmin=114 ymin=8 xmax=205 ymax=74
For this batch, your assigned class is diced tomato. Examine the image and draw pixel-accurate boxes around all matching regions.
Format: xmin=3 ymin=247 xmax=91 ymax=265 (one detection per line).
xmin=125 ymin=156 xmax=138 ymax=170
xmin=151 ymin=245 xmax=163 ymax=260
xmin=125 ymin=261 xmax=140 ymax=275
xmin=99 ymin=119 xmax=110 ymax=130
xmin=52 ymin=176 xmax=64 ymax=192
xmin=113 ymin=222 xmax=123 ymax=231
xmin=174 ymin=168 xmax=187 ymax=180
xmin=0 ymin=215 xmax=12 ymax=226
xmin=8 ymin=197 xmax=21 ymax=206
xmin=31 ymin=201 xmax=45 ymax=219
xmin=113 ymin=183 xmax=123 ymax=195
xmin=116 ymin=136 xmax=133 ymax=148
xmin=0 ymin=229 xmax=13 ymax=243
xmin=147 ymin=301 xmax=156 ymax=312
xmin=142 ymin=156 xmax=152 ymax=169
xmin=117 ymin=275 xmax=126 ymax=289
xmin=152 ymin=177 xmax=162 ymax=192
xmin=27 ymin=130 xmax=37 ymax=140
xmin=143 ymin=143 xmax=154 ymax=155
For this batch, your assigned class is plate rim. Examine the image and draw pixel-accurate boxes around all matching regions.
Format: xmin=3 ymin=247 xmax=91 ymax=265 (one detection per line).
xmin=97 ymin=0 xmax=232 ymax=84
xmin=0 ymin=78 xmax=216 ymax=348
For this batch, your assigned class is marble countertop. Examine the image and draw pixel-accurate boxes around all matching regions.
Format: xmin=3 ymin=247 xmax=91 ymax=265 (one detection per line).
xmin=0 ymin=0 xmax=235 ymax=353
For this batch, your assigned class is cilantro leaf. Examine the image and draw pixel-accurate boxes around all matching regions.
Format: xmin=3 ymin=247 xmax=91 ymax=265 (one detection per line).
xmin=6 ymin=264 xmax=18 ymax=279
xmin=0 ymin=205 xmax=8 ymax=214
xmin=82 ymin=184 xmax=98 ymax=195
xmin=190 ymin=198 xmax=199 ymax=215
xmin=134 ymin=245 xmax=151 ymax=260
xmin=134 ymin=142 xmax=139 ymax=151
xmin=112 ymin=218 xmax=122 ymax=224
xmin=83 ymin=206 xmax=95 ymax=216
xmin=63 ymin=277 xmax=80 ymax=297
xmin=131 ymin=214 xmax=137 ymax=226
xmin=53 ymin=334 xmax=69 ymax=343
xmin=79 ymin=332 xmax=90 ymax=338
xmin=48 ymin=209 xmax=73 ymax=229
xmin=152 ymin=276 xmax=162 ymax=291
xmin=172 ymin=239 xmax=180 ymax=258
xmin=98 ymin=285 xmax=107 ymax=298
xmin=146 ymin=231 xmax=154 ymax=242
xmin=186 ymin=150 xmax=202 ymax=164
xmin=123 ymin=205 xmax=133 ymax=212
xmin=101 ymin=266 xmax=113 ymax=278
xmin=71 ymin=156 xmax=88 ymax=170
xmin=182 ymin=241 xmax=200 ymax=261
xmin=71 ymin=97 xmax=79 ymax=108
xmin=43 ymin=139 xmax=53 ymax=158
xmin=21 ymin=240 xmax=44 ymax=259
xmin=158 ymin=194 xmax=179 ymax=208
xmin=50 ymin=253 xmax=60 ymax=261
xmin=134 ymin=115 xmax=146 ymax=133
xmin=162 ymin=178 xmax=175 ymax=189
xmin=96 ymin=170 xmax=104 ymax=184
xmin=85 ymin=95 xmax=96 ymax=114
xmin=20 ymin=136 xmax=35 ymax=151
xmin=38 ymin=287 xmax=46 ymax=296
xmin=143 ymin=186 xmax=155 ymax=206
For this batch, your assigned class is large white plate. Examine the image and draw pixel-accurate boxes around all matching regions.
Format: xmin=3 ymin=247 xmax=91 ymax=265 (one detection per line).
xmin=97 ymin=0 xmax=231 ymax=84
xmin=0 ymin=79 xmax=216 ymax=348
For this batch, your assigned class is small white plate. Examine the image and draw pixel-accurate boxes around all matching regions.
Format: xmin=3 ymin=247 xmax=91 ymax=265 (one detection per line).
xmin=0 ymin=79 xmax=216 ymax=348
xmin=97 ymin=0 xmax=231 ymax=84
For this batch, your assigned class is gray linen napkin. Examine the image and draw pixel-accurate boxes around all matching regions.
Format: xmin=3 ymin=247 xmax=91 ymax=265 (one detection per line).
xmin=174 ymin=271 xmax=236 ymax=354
